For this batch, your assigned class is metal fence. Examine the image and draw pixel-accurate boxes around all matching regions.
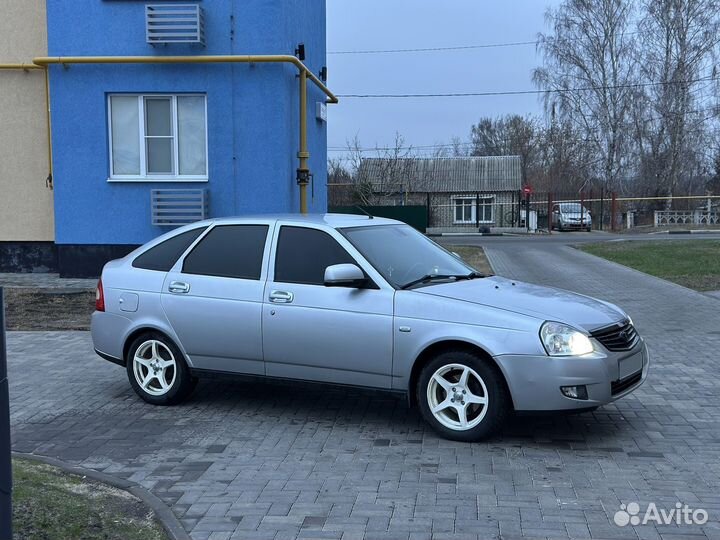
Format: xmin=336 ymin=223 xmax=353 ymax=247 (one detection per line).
xmin=328 ymin=183 xmax=720 ymax=233
xmin=530 ymin=193 xmax=720 ymax=232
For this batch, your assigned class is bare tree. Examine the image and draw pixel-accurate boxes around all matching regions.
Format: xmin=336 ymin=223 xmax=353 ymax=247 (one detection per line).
xmin=535 ymin=116 xmax=598 ymax=193
xmin=636 ymin=0 xmax=720 ymax=203
xmin=470 ymin=114 xmax=539 ymax=186
xmin=534 ymin=0 xmax=638 ymax=192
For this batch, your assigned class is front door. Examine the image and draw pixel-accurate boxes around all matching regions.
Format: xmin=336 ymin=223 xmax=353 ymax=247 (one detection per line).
xmin=161 ymin=223 xmax=272 ymax=374
xmin=262 ymin=225 xmax=394 ymax=388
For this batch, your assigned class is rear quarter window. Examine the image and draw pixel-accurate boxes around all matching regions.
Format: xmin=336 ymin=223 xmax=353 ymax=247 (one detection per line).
xmin=132 ymin=227 xmax=207 ymax=272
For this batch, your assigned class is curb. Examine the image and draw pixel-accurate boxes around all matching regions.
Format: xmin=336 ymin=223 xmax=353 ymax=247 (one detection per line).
xmin=652 ymin=229 xmax=720 ymax=235
xmin=12 ymin=452 xmax=191 ymax=540
xmin=432 ymin=232 xmax=506 ymax=237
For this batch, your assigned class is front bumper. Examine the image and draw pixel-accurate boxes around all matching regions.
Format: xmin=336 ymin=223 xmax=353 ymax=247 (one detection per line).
xmin=495 ymin=340 xmax=649 ymax=411
xmin=561 ymin=221 xmax=592 ymax=229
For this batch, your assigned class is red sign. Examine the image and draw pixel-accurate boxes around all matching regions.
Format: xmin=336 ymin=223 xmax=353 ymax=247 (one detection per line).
xmin=522 ymin=186 xmax=533 ymax=195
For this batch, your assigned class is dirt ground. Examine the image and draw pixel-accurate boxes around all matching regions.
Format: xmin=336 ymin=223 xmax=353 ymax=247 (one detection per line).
xmin=4 ymin=288 xmax=94 ymax=331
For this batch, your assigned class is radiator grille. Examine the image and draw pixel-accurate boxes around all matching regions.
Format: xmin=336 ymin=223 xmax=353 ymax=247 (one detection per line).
xmin=591 ymin=320 xmax=638 ymax=352
xmin=146 ymin=4 xmax=205 ymax=45
xmin=151 ymin=189 xmax=208 ymax=226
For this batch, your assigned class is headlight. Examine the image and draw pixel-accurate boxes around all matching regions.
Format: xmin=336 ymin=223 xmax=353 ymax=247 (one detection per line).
xmin=540 ymin=322 xmax=594 ymax=356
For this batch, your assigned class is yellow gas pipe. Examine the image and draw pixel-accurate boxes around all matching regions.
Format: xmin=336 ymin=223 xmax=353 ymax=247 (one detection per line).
xmin=3 ymin=55 xmax=338 ymax=212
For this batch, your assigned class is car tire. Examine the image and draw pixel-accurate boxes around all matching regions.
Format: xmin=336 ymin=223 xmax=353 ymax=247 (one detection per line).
xmin=417 ymin=350 xmax=509 ymax=441
xmin=126 ymin=332 xmax=196 ymax=406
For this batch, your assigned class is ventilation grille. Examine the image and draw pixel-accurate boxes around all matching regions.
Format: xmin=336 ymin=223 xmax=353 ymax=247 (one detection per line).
xmin=152 ymin=189 xmax=208 ymax=226
xmin=611 ymin=371 xmax=642 ymax=396
xmin=146 ymin=4 xmax=205 ymax=45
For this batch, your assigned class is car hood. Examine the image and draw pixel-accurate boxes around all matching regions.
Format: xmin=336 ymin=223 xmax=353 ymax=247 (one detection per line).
xmin=415 ymin=276 xmax=624 ymax=331
xmin=562 ymin=212 xmax=591 ymax=219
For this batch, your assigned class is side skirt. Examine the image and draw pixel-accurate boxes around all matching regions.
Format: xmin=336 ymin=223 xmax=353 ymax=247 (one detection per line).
xmin=190 ymin=367 xmax=408 ymax=402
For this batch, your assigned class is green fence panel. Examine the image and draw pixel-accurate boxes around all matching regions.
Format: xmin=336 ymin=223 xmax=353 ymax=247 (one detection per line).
xmin=328 ymin=206 xmax=428 ymax=232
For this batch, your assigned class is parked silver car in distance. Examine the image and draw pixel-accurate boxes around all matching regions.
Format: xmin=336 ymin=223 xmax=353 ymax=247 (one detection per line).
xmin=552 ymin=202 xmax=592 ymax=231
xmin=91 ymin=214 xmax=648 ymax=441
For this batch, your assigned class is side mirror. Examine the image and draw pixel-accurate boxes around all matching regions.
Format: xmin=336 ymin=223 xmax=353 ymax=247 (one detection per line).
xmin=324 ymin=263 xmax=366 ymax=288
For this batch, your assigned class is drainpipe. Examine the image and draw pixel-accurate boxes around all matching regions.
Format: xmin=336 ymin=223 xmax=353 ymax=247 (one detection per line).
xmin=26 ymin=55 xmax=338 ymax=213
xmin=298 ymin=69 xmax=310 ymax=214
xmin=44 ymin=68 xmax=53 ymax=189
xmin=0 ymin=63 xmax=53 ymax=190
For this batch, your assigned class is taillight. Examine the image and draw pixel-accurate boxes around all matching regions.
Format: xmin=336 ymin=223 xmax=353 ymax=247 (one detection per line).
xmin=95 ymin=278 xmax=105 ymax=312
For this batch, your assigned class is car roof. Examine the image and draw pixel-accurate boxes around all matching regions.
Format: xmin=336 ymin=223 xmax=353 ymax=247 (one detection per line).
xmin=198 ymin=213 xmax=401 ymax=229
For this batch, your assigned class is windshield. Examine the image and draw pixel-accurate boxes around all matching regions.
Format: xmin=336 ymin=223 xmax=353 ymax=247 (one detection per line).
xmin=559 ymin=203 xmax=585 ymax=213
xmin=340 ymin=224 xmax=477 ymax=289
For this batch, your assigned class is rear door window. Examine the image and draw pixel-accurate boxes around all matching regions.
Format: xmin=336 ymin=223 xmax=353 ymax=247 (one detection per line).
xmin=182 ymin=225 xmax=268 ymax=280
xmin=132 ymin=227 xmax=207 ymax=272
xmin=274 ymin=226 xmax=355 ymax=285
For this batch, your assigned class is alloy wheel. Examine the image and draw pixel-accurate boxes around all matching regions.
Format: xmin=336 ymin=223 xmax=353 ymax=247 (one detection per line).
xmin=426 ymin=363 xmax=489 ymax=431
xmin=133 ymin=339 xmax=177 ymax=396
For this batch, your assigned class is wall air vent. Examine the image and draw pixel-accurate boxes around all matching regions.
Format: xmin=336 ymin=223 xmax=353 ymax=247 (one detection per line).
xmin=145 ymin=4 xmax=205 ymax=46
xmin=151 ymin=189 xmax=208 ymax=226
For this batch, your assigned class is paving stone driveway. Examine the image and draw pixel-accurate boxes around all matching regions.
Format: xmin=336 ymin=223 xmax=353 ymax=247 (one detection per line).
xmin=7 ymin=239 xmax=720 ymax=540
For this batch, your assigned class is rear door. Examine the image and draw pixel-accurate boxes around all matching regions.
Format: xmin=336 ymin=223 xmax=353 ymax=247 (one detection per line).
xmin=161 ymin=222 xmax=273 ymax=374
xmin=262 ymin=224 xmax=394 ymax=388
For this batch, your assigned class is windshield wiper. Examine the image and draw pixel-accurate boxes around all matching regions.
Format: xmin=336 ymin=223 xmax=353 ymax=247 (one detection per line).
xmin=400 ymin=271 xmax=484 ymax=290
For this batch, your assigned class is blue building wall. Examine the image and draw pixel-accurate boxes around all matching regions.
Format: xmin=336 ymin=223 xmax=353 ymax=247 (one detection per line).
xmin=46 ymin=0 xmax=328 ymax=247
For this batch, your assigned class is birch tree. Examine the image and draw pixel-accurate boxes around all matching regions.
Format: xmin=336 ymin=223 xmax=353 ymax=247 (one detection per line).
xmin=534 ymin=0 xmax=637 ymax=192
xmin=636 ymin=0 xmax=720 ymax=202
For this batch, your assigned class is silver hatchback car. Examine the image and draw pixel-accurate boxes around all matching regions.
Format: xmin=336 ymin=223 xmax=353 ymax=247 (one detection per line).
xmin=91 ymin=214 xmax=648 ymax=441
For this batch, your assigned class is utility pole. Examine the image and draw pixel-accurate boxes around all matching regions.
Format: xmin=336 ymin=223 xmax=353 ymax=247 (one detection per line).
xmin=0 ymin=288 xmax=11 ymax=540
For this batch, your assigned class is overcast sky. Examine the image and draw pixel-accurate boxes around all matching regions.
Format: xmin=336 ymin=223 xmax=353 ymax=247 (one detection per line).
xmin=326 ymin=0 xmax=562 ymax=156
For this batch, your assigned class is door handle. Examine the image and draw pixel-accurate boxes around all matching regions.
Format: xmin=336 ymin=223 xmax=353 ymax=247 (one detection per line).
xmin=269 ymin=290 xmax=294 ymax=303
xmin=168 ymin=281 xmax=190 ymax=294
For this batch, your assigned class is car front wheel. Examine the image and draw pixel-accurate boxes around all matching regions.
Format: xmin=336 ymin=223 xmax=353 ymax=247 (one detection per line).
xmin=417 ymin=351 xmax=509 ymax=441
xmin=126 ymin=332 xmax=196 ymax=405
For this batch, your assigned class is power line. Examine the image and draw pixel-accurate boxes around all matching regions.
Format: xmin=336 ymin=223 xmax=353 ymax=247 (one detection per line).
xmin=337 ymin=75 xmax=719 ymax=99
xmin=328 ymin=40 xmax=538 ymax=55
xmin=327 ymin=32 xmax=641 ymax=56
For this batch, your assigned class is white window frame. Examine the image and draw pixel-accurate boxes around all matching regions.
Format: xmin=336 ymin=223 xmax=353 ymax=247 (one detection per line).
xmin=107 ymin=94 xmax=208 ymax=182
xmin=477 ymin=195 xmax=495 ymax=223
xmin=452 ymin=196 xmax=476 ymax=224
xmin=452 ymin=195 xmax=495 ymax=224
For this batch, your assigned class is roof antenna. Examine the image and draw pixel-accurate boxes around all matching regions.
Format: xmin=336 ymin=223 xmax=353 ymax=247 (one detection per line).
xmin=355 ymin=205 xmax=373 ymax=219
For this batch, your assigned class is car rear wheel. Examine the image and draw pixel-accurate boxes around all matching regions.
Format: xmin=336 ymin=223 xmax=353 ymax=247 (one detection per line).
xmin=126 ymin=332 xmax=196 ymax=405
xmin=417 ymin=351 xmax=509 ymax=441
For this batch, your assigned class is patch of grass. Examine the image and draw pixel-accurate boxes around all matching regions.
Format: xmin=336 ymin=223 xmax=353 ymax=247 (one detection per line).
xmin=12 ymin=458 xmax=168 ymax=540
xmin=580 ymin=240 xmax=720 ymax=291
xmin=448 ymin=246 xmax=494 ymax=275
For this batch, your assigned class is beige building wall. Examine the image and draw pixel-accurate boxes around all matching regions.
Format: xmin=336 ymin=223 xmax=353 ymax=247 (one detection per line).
xmin=0 ymin=0 xmax=54 ymax=241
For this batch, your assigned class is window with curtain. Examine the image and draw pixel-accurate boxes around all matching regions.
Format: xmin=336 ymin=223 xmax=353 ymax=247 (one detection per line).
xmin=109 ymin=94 xmax=207 ymax=180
